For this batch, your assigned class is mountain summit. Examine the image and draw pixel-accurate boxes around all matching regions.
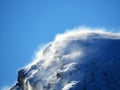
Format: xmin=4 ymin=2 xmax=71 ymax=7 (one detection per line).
xmin=11 ymin=28 xmax=120 ymax=90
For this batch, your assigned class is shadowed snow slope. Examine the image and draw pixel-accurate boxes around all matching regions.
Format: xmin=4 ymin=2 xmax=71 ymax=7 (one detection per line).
xmin=11 ymin=28 xmax=120 ymax=90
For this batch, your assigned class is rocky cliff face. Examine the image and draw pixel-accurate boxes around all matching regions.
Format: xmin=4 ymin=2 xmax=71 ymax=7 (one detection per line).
xmin=10 ymin=29 xmax=120 ymax=90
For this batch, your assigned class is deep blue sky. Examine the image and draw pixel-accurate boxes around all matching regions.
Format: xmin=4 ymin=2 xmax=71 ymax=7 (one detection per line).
xmin=0 ymin=0 xmax=120 ymax=88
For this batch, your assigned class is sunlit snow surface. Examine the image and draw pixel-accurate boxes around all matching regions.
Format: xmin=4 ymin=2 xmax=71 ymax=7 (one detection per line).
xmin=11 ymin=27 xmax=120 ymax=90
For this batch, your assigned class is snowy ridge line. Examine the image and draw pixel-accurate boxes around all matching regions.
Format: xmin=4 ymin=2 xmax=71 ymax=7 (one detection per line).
xmin=10 ymin=27 xmax=120 ymax=90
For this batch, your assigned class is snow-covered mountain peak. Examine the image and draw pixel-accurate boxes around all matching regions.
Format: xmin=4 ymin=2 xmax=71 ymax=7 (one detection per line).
xmin=11 ymin=28 xmax=120 ymax=90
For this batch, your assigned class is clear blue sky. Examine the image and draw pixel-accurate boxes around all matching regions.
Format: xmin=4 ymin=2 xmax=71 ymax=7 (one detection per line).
xmin=0 ymin=0 xmax=120 ymax=88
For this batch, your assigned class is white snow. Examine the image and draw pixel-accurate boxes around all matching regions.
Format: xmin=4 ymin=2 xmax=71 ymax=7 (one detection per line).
xmin=62 ymin=81 xmax=79 ymax=90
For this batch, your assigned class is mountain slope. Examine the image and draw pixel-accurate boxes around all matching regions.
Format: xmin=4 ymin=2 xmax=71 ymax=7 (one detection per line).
xmin=10 ymin=28 xmax=120 ymax=90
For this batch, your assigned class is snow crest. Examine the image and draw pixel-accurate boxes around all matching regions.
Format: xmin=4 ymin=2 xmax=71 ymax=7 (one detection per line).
xmin=10 ymin=27 xmax=120 ymax=90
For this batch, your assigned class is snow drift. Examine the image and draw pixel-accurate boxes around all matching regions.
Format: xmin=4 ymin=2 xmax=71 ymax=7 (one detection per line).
xmin=10 ymin=27 xmax=120 ymax=90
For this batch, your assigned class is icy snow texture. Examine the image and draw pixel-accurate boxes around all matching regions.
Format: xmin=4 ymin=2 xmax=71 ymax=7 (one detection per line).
xmin=11 ymin=27 xmax=120 ymax=90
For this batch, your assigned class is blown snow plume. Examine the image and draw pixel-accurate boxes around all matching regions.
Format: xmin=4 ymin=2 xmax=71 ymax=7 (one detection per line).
xmin=11 ymin=27 xmax=120 ymax=90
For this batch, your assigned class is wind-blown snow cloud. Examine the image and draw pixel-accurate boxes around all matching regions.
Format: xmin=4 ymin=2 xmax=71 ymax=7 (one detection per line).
xmin=55 ymin=27 xmax=119 ymax=41
xmin=28 ymin=27 xmax=119 ymax=64
xmin=11 ymin=27 xmax=120 ymax=90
